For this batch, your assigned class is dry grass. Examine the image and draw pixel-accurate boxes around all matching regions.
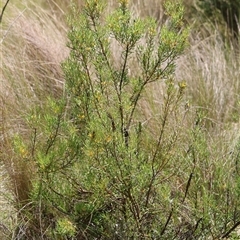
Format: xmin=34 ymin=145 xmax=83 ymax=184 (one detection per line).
xmin=176 ymin=30 xmax=240 ymax=124
xmin=0 ymin=0 xmax=239 ymax=238
xmin=1 ymin=0 xmax=68 ymax=236
xmin=1 ymin=0 xmax=68 ymax=135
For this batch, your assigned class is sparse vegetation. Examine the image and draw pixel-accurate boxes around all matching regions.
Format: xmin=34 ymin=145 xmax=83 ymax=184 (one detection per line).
xmin=0 ymin=0 xmax=239 ymax=239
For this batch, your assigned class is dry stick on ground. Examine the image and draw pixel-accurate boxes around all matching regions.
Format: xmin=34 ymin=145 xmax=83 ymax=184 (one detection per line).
xmin=0 ymin=0 xmax=10 ymax=23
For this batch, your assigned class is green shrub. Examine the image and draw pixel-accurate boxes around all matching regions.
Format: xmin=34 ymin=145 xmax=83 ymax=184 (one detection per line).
xmin=61 ymin=0 xmax=188 ymax=238
xmin=8 ymin=0 xmax=240 ymax=239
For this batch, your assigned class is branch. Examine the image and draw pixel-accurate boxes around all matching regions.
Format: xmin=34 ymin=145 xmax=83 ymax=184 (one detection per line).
xmin=182 ymin=172 xmax=193 ymax=203
xmin=0 ymin=0 xmax=10 ymax=23
xmin=220 ymin=221 xmax=240 ymax=239
xmin=160 ymin=207 xmax=173 ymax=235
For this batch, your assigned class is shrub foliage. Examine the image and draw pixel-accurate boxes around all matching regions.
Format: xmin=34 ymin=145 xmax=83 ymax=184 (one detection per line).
xmin=8 ymin=0 xmax=240 ymax=239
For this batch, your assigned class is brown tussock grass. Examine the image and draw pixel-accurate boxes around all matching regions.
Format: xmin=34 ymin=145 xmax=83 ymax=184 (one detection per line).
xmin=176 ymin=28 xmax=240 ymax=127
xmin=1 ymin=0 xmax=68 ymax=235
xmin=1 ymin=0 xmax=68 ymax=136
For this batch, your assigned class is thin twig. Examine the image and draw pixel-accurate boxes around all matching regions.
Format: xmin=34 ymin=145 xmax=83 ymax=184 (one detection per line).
xmin=0 ymin=9 xmax=26 ymax=45
xmin=182 ymin=172 xmax=193 ymax=203
xmin=0 ymin=0 xmax=10 ymax=23
xmin=220 ymin=221 xmax=240 ymax=239
xmin=160 ymin=208 xmax=173 ymax=235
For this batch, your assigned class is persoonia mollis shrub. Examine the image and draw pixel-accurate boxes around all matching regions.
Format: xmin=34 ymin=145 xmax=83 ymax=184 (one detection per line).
xmin=10 ymin=0 xmax=240 ymax=239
